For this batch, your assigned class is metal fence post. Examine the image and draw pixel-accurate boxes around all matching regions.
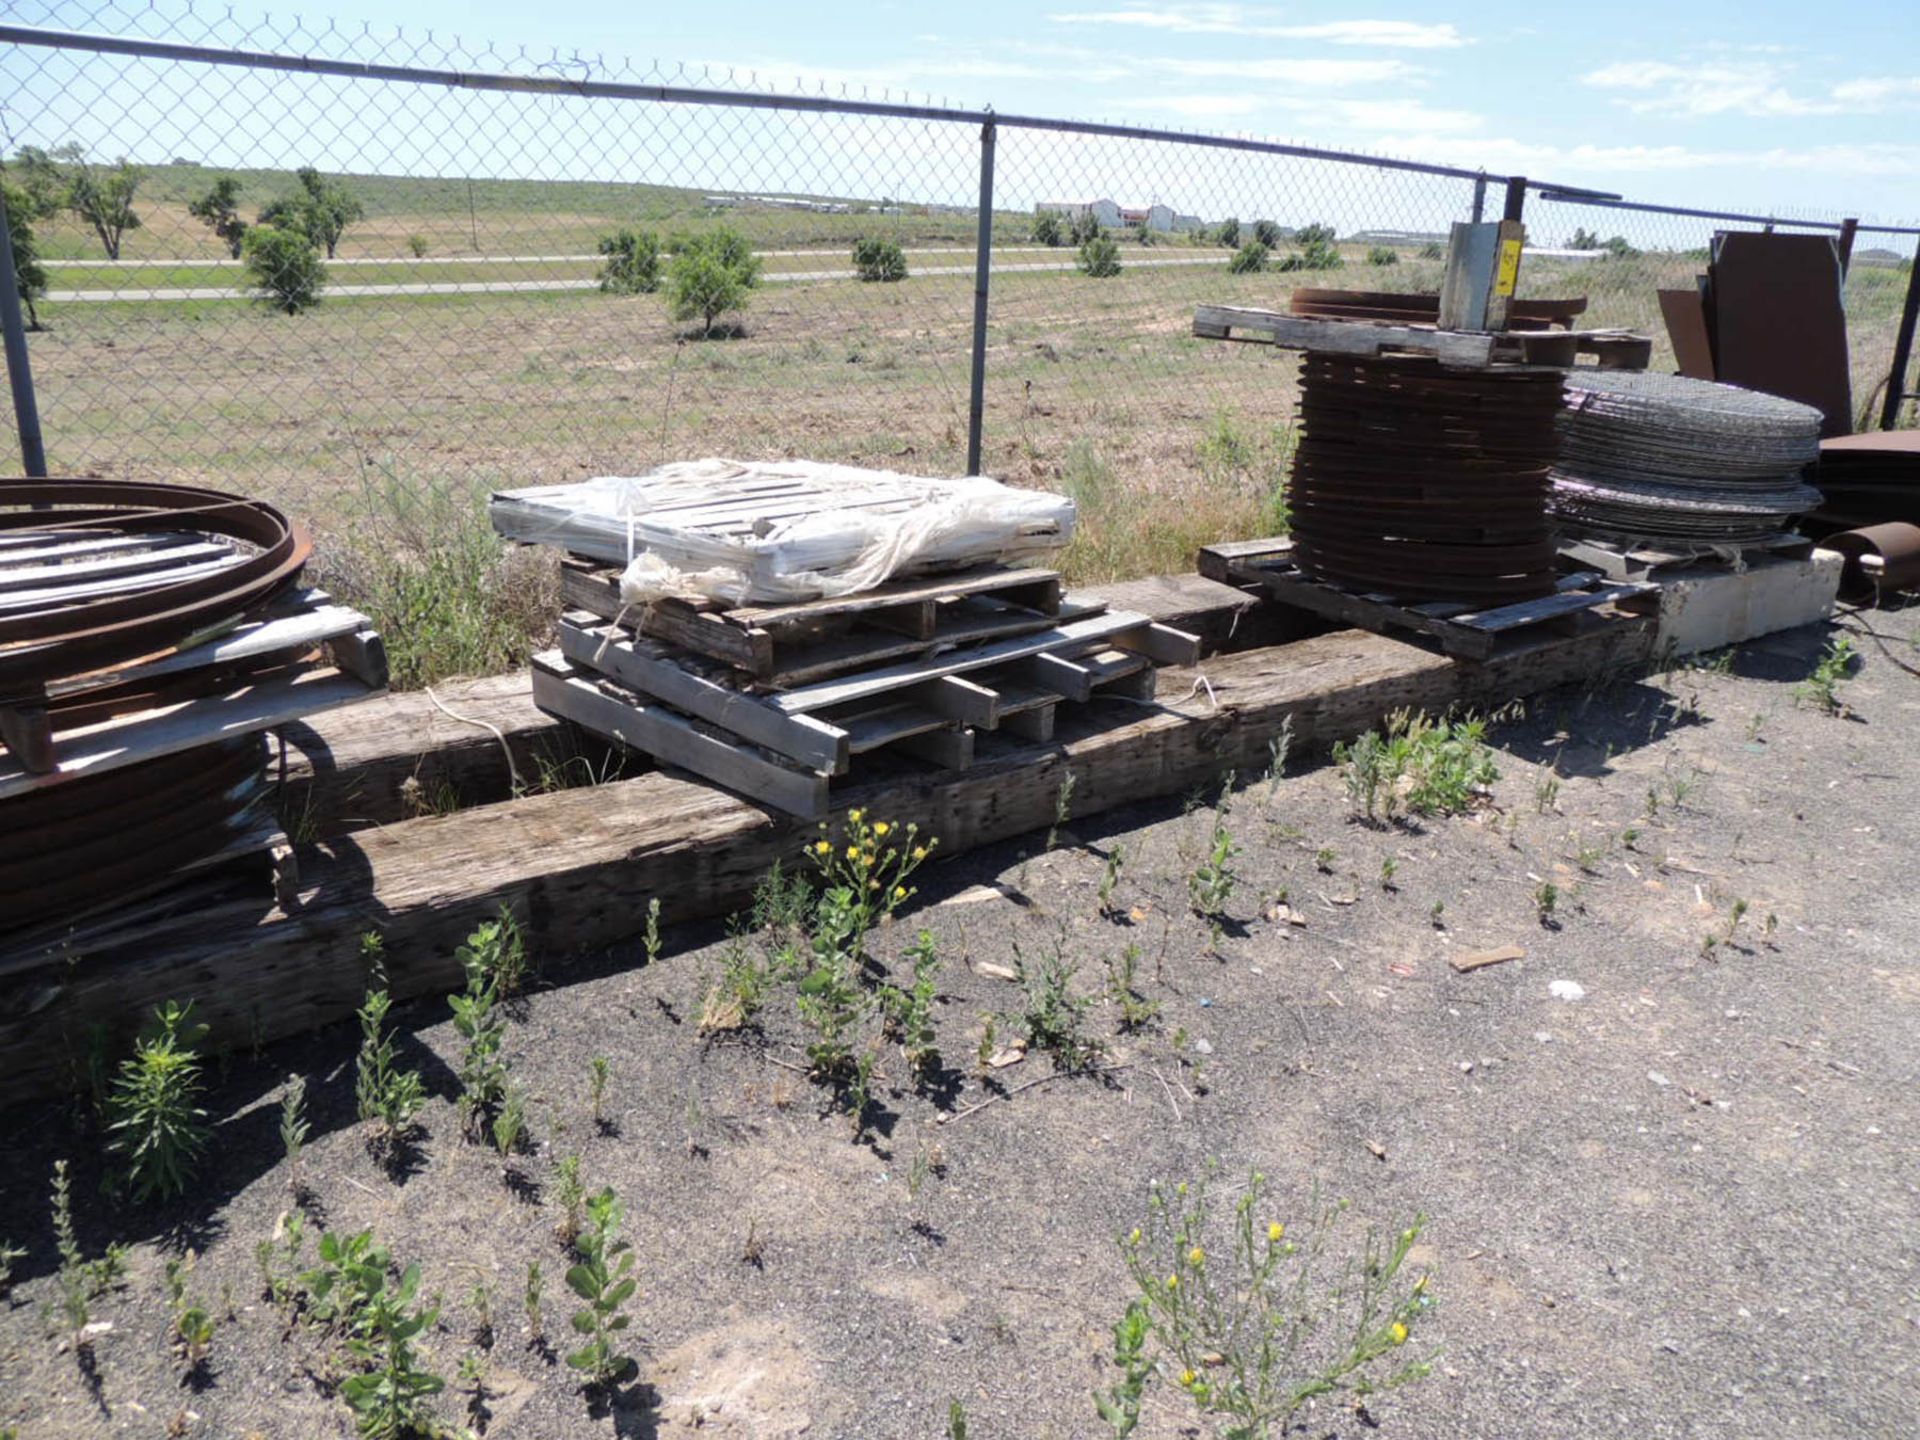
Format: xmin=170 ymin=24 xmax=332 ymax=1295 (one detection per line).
xmin=965 ymin=114 xmax=996 ymax=477
xmin=0 ymin=184 xmax=48 ymax=477
xmin=1470 ymin=174 xmax=1487 ymax=224
xmin=1881 ymin=235 xmax=1920 ymax=431
xmin=1837 ymin=217 xmax=1859 ymax=273
xmin=1502 ymin=176 xmax=1527 ymax=225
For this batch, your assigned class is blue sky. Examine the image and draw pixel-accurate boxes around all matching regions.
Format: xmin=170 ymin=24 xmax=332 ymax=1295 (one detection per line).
xmin=7 ymin=0 xmax=1919 ymax=231
xmin=332 ymin=0 xmax=1920 ymax=223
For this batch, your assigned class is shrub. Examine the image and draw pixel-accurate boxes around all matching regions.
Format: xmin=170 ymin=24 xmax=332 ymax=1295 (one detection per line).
xmin=1334 ymin=710 xmax=1497 ymax=823
xmin=107 ymin=1001 xmax=210 ymax=1203
xmin=1109 ymin=1168 xmax=1435 ymax=1437
xmin=596 ymin=227 xmax=661 ymax=294
xmin=1418 ymin=241 xmax=1445 ymax=259
xmin=1079 ymin=233 xmax=1122 ymax=278
xmin=1252 ymin=219 xmax=1282 ymax=249
xmin=1215 ymin=216 xmax=1240 ymax=248
xmin=1367 ymin=245 xmax=1400 ymax=266
xmin=852 ymin=235 xmax=908 ymax=282
xmin=404 ymin=233 xmax=429 ymax=258
xmin=242 ymin=224 xmax=325 ymax=313
xmin=1068 ymin=210 xmax=1104 ymax=246
xmin=666 ymin=226 xmax=761 ymax=336
xmin=1227 ymin=240 xmax=1270 ymax=275
xmin=1031 ymin=212 xmax=1065 ymax=246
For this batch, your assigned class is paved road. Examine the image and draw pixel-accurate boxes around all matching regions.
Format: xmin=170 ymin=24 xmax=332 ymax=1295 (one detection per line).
xmin=46 ymin=253 xmax=1225 ymax=303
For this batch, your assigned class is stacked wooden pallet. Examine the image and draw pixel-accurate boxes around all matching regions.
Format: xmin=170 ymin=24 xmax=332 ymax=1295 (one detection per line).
xmin=532 ymin=555 xmax=1200 ymax=819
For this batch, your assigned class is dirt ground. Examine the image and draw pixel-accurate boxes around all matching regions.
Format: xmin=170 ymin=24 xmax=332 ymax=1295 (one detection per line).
xmin=2 ymin=604 xmax=1917 ymax=1440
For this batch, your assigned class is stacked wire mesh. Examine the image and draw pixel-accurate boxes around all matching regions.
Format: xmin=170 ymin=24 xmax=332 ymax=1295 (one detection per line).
xmin=1549 ymin=372 xmax=1823 ymax=547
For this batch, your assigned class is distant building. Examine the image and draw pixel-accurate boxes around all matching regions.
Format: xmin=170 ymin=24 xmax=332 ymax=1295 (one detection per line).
xmin=1118 ymin=203 xmax=1177 ymax=233
xmin=1035 ymin=197 xmax=1124 ymax=230
xmin=1346 ymin=229 xmax=1446 ymax=246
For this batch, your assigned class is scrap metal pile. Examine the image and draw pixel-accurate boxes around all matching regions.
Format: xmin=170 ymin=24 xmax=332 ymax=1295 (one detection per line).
xmin=495 ymin=459 xmax=1198 ymax=820
xmin=1812 ymin=432 xmax=1920 ymax=530
xmin=0 ymin=477 xmax=387 ymax=938
xmin=1291 ymin=353 xmax=1566 ymax=604
xmin=1548 ymin=372 xmax=1824 ymax=547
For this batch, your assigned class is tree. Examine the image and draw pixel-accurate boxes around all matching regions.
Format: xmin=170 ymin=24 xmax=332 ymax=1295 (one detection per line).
xmin=1252 ymin=219 xmax=1282 ymax=249
xmin=1294 ymin=222 xmax=1337 ymax=249
xmin=1031 ymin=213 xmax=1065 ymax=247
xmin=243 ymin=225 xmax=325 ymax=313
xmin=1078 ymin=233 xmax=1121 ymax=278
xmin=852 ymin=235 xmax=908 ymax=282
xmin=666 ymin=226 xmax=762 ymax=336
xmin=9 ymin=145 xmax=70 ymax=219
xmin=260 ymin=167 xmax=363 ymax=259
xmin=62 ymin=149 xmax=145 ymax=260
xmin=596 ymin=228 xmax=661 ymax=294
xmin=1567 ymin=227 xmax=1602 ymax=250
xmin=1601 ymin=234 xmax=1640 ymax=259
xmin=1068 ymin=210 xmax=1103 ymax=247
xmin=187 ymin=177 xmax=248 ymax=258
xmin=1216 ymin=217 xmax=1240 ymax=248
xmin=2 ymin=180 xmax=48 ymax=330
xmin=1227 ymin=240 xmax=1270 ymax=275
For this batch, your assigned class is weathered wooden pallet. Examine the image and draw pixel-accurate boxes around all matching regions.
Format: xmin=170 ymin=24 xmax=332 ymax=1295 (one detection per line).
xmin=1557 ymin=532 xmax=1814 ymax=582
xmin=0 ymin=586 xmax=387 ymax=792
xmin=1198 ymin=537 xmax=1654 ymax=662
xmin=543 ymin=612 xmax=1181 ymax=816
xmin=1192 ymin=304 xmax=1653 ymax=371
xmin=561 ymin=557 xmax=1078 ymax=685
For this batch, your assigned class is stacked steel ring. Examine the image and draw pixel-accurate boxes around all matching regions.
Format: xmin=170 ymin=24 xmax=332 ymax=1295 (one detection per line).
xmin=1290 ymin=353 xmax=1565 ymax=604
xmin=1 ymin=478 xmax=311 ymax=931
xmin=1549 ymin=372 xmax=1822 ymax=546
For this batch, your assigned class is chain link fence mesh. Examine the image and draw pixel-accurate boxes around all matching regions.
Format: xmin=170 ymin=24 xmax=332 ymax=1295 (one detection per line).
xmin=1 ymin=0 xmax=1915 ymax=585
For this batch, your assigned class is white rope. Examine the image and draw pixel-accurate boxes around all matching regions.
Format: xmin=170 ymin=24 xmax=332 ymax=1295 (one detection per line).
xmin=425 ymin=684 xmax=524 ymax=793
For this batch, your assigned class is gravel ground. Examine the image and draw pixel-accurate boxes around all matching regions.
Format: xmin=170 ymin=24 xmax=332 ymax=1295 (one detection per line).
xmin=2 ymin=607 xmax=1916 ymax=1440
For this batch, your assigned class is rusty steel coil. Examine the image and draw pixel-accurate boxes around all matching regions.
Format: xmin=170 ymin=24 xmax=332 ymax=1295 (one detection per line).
xmin=1289 ymin=354 xmax=1565 ymax=604
xmin=0 ymin=477 xmax=311 ymax=701
xmin=1821 ymin=522 xmax=1920 ymax=603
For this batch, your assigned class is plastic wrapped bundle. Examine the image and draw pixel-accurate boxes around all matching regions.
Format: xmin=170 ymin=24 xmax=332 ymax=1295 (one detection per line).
xmin=1550 ymin=372 xmax=1822 ymax=547
xmin=490 ymin=458 xmax=1076 ymax=606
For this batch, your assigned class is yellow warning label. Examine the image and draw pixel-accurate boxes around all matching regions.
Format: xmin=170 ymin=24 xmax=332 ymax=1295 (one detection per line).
xmin=1494 ymin=237 xmax=1523 ymax=296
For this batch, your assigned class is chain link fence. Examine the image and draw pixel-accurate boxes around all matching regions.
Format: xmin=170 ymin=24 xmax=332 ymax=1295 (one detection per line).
xmin=2 ymin=0 xmax=1917 ymax=584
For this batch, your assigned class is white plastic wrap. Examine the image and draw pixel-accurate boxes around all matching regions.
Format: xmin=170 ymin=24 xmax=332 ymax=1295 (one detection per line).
xmin=490 ymin=458 xmax=1076 ymax=606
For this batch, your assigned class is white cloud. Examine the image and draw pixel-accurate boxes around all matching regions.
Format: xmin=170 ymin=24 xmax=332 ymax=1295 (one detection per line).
xmin=1373 ymin=131 xmax=1920 ymax=182
xmin=1145 ymin=93 xmax=1268 ymax=117
xmin=1582 ymin=59 xmax=1835 ymax=116
xmin=1157 ymin=56 xmax=1418 ymax=85
xmin=1831 ymin=76 xmax=1920 ymax=106
xmin=1047 ymin=6 xmax=1467 ymax=47
xmin=1322 ymin=98 xmax=1484 ymax=134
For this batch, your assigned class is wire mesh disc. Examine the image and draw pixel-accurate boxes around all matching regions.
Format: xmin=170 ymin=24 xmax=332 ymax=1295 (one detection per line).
xmin=1552 ymin=371 xmax=1823 ymax=545
xmin=1289 ymin=353 xmax=1563 ymax=603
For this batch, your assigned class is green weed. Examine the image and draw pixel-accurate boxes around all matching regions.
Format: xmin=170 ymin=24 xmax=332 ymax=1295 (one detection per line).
xmin=280 ymin=1074 xmax=311 ymax=1194
xmin=1106 ymin=944 xmax=1161 ymax=1032
xmin=1335 ymin=711 xmax=1497 ymax=823
xmin=106 ymin=1000 xmax=210 ymax=1203
xmin=1797 ymin=634 xmax=1858 ymax=715
xmin=1112 ymin=1168 xmax=1435 ymax=1438
xmin=565 ymin=1188 xmax=639 ymax=1387
xmin=1012 ymin=942 xmax=1102 ymax=1071
xmin=354 ymin=990 xmax=425 ymax=1154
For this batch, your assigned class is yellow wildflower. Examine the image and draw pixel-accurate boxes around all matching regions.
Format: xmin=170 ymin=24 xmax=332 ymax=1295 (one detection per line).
xmin=814 ymin=840 xmax=832 ymax=856
xmin=846 ymin=845 xmax=860 ymax=860
xmin=1166 ymin=1274 xmax=1178 ymax=1291
xmin=912 ymin=846 xmax=928 ymax=862
xmin=1128 ymin=1228 xmax=1142 ymax=1246
xmin=1188 ymin=1246 xmax=1205 ymax=1267
xmin=1179 ymin=1369 xmax=1197 ymax=1387
xmin=874 ymin=821 xmax=890 ymax=838
xmin=1390 ymin=1322 xmax=1409 ymax=1346
xmin=848 ymin=808 xmax=864 ymax=823
xmin=1269 ymin=1222 xmax=1285 ymax=1243
xmin=893 ymin=886 xmax=908 ymax=901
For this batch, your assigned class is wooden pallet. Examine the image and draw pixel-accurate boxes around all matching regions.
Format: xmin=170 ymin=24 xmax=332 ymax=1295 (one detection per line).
xmin=536 ymin=608 xmax=1192 ymax=818
xmin=561 ymin=557 xmax=1082 ymax=685
xmin=1557 ymin=533 xmax=1815 ymax=582
xmin=1198 ymin=538 xmax=1654 ymax=661
xmin=0 ymin=586 xmax=388 ymax=794
xmin=1192 ymin=304 xmax=1653 ymax=371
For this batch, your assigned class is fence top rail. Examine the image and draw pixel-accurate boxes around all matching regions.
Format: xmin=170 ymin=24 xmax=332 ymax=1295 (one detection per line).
xmin=3 ymin=21 xmax=1593 ymax=192
xmin=1534 ymin=189 xmax=1920 ymax=238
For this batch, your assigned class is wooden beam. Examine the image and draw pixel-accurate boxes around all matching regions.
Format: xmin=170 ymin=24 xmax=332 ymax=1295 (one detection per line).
xmin=0 ymin=614 xmax=1654 ymax=1106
